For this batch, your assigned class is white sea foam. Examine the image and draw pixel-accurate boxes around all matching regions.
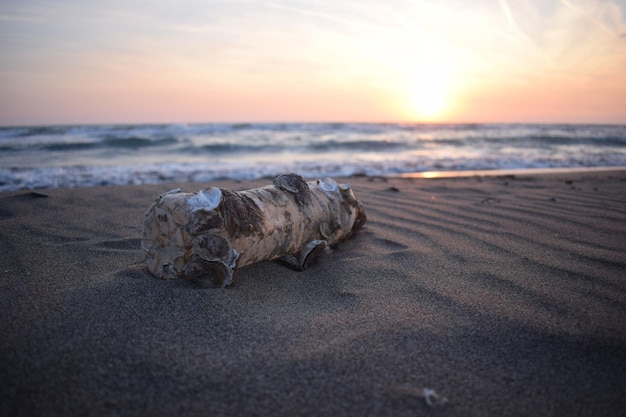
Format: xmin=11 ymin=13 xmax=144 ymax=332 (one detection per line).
xmin=1 ymin=123 xmax=625 ymax=191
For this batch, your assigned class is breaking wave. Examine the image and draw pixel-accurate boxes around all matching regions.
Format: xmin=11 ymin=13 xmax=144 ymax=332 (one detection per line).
xmin=1 ymin=123 xmax=625 ymax=191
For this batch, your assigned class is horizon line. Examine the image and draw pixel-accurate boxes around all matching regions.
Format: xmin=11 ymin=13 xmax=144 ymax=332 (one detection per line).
xmin=2 ymin=120 xmax=626 ymax=128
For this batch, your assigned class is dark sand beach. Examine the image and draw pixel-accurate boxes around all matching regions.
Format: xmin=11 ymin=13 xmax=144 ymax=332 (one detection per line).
xmin=1 ymin=171 xmax=625 ymax=416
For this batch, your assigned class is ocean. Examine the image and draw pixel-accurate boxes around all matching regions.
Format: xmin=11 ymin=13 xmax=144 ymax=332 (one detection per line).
xmin=1 ymin=123 xmax=625 ymax=192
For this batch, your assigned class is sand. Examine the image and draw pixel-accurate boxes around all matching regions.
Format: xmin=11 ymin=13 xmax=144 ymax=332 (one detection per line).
xmin=1 ymin=171 xmax=625 ymax=416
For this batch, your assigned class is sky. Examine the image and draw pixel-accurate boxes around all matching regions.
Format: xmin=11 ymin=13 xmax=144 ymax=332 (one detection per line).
xmin=1 ymin=0 xmax=626 ymax=126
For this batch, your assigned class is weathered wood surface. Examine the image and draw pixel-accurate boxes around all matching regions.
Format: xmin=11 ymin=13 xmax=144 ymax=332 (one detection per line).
xmin=142 ymin=174 xmax=367 ymax=287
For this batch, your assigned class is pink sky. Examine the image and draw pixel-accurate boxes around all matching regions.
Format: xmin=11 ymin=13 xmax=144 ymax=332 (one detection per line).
xmin=1 ymin=0 xmax=626 ymax=126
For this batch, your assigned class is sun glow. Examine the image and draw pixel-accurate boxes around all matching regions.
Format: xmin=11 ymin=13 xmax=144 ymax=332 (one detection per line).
xmin=410 ymin=64 xmax=453 ymax=121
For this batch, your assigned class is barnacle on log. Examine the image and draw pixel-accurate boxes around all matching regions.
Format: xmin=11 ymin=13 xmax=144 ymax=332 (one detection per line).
xmin=141 ymin=174 xmax=366 ymax=288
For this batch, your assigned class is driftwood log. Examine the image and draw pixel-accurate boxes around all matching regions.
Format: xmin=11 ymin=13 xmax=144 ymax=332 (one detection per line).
xmin=141 ymin=174 xmax=366 ymax=287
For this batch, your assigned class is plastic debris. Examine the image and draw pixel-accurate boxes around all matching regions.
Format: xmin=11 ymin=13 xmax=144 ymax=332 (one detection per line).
xmin=423 ymin=388 xmax=448 ymax=408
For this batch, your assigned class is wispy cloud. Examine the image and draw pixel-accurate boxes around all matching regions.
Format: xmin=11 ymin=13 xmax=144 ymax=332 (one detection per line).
xmin=497 ymin=0 xmax=533 ymax=41
xmin=559 ymin=0 xmax=624 ymax=36
xmin=265 ymin=1 xmax=353 ymax=26
xmin=402 ymin=0 xmax=519 ymax=40
xmin=0 ymin=14 xmax=41 ymax=22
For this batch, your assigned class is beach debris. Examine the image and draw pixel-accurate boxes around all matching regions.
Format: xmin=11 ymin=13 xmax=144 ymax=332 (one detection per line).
xmin=141 ymin=173 xmax=366 ymax=287
xmin=423 ymin=388 xmax=448 ymax=408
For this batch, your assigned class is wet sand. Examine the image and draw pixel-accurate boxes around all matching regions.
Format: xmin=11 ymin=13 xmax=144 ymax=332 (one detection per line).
xmin=1 ymin=171 xmax=625 ymax=416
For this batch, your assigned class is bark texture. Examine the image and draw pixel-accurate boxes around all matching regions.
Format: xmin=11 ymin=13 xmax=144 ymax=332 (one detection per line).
xmin=141 ymin=174 xmax=367 ymax=287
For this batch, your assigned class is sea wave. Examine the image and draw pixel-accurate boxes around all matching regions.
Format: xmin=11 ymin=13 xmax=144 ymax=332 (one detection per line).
xmin=1 ymin=122 xmax=625 ymax=191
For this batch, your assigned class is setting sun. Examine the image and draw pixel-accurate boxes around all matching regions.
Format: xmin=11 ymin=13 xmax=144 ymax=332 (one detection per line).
xmin=410 ymin=65 xmax=452 ymax=121
xmin=411 ymin=73 xmax=447 ymax=121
